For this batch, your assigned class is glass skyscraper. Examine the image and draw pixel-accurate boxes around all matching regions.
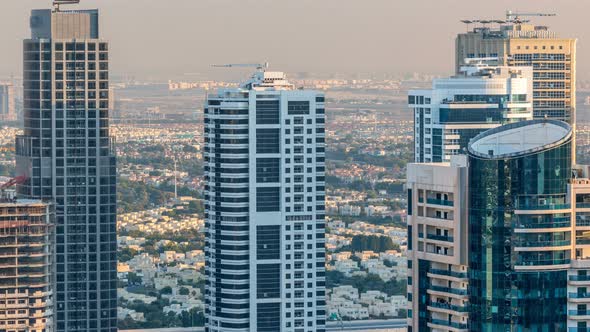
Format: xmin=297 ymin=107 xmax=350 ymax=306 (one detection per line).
xmin=16 ymin=5 xmax=117 ymax=332
xmin=203 ymin=70 xmax=326 ymax=332
xmin=407 ymin=119 xmax=590 ymax=331
xmin=468 ymin=120 xmax=572 ymax=330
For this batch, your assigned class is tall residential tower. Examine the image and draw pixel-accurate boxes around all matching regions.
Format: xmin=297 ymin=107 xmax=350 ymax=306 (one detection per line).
xmin=16 ymin=4 xmax=117 ymax=332
xmin=456 ymin=18 xmax=576 ymax=123
xmin=203 ymin=70 xmax=326 ymax=332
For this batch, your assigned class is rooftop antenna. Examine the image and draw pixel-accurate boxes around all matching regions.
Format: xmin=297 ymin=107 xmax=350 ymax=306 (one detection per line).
xmin=505 ymin=10 xmax=556 ymax=24
xmin=211 ymin=62 xmax=269 ymax=71
xmin=53 ymin=0 xmax=80 ymax=12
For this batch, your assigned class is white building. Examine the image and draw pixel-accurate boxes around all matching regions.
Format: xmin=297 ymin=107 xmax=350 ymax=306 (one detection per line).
xmin=204 ymin=69 xmax=326 ymax=331
xmin=409 ymin=63 xmax=533 ymax=163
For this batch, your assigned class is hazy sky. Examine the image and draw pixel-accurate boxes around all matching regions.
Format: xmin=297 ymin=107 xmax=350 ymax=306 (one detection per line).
xmin=0 ymin=0 xmax=588 ymax=80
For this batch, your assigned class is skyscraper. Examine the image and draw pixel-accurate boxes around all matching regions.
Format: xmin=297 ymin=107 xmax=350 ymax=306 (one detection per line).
xmin=456 ymin=18 xmax=576 ymax=123
xmin=0 ymin=197 xmax=54 ymax=332
xmin=203 ymin=70 xmax=326 ymax=332
xmin=468 ymin=119 xmax=572 ymax=330
xmin=0 ymin=83 xmax=16 ymax=122
xmin=408 ymin=63 xmax=533 ymax=163
xmin=407 ymin=119 xmax=590 ymax=331
xmin=15 ymin=4 xmax=117 ymax=332
xmin=406 ymin=155 xmax=469 ymax=331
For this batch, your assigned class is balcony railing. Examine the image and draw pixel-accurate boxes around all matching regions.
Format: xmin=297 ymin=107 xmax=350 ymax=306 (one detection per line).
xmin=517 ymin=203 xmax=570 ymax=210
xmin=568 ymin=292 xmax=590 ymax=299
xmin=429 ymin=285 xmax=468 ymax=296
xmin=569 ymin=275 xmax=590 ymax=281
xmin=429 ymin=269 xmax=468 ymax=279
xmin=426 ymin=198 xmax=454 ymax=207
xmin=516 ymin=259 xmax=571 ymax=267
xmin=429 ymin=318 xmax=468 ymax=329
xmin=568 ymin=310 xmax=590 ymax=316
xmin=427 ymin=234 xmax=454 ymax=242
xmin=516 ymin=220 xmax=572 ymax=229
xmin=577 ymin=202 xmax=590 ymax=209
xmin=514 ymin=240 xmax=570 ymax=247
xmin=428 ymin=301 xmax=469 ymax=313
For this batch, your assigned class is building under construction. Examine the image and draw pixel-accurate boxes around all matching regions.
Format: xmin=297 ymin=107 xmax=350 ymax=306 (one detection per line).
xmin=0 ymin=197 xmax=54 ymax=332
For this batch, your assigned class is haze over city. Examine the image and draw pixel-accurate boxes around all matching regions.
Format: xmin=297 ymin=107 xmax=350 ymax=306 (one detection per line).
xmin=0 ymin=0 xmax=589 ymax=79
xmin=2 ymin=0 xmax=590 ymax=331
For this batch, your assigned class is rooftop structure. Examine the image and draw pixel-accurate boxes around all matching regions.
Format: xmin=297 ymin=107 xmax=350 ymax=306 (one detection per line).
xmin=469 ymin=119 xmax=572 ymax=158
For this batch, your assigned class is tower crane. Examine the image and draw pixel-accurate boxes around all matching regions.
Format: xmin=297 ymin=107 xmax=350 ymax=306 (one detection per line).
xmin=53 ymin=0 xmax=80 ymax=12
xmin=211 ymin=63 xmax=269 ymax=71
xmin=0 ymin=175 xmax=27 ymax=198
xmin=505 ymin=10 xmax=556 ymax=24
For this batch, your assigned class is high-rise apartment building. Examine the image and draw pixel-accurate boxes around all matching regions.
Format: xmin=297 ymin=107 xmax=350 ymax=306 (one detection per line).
xmin=456 ymin=21 xmax=576 ymax=123
xmin=408 ymin=64 xmax=533 ymax=163
xmin=0 ymin=83 xmax=16 ymax=122
xmin=203 ymin=70 xmax=326 ymax=332
xmin=15 ymin=5 xmax=117 ymax=332
xmin=0 ymin=197 xmax=54 ymax=332
xmin=406 ymin=156 xmax=469 ymax=331
xmin=407 ymin=119 xmax=590 ymax=331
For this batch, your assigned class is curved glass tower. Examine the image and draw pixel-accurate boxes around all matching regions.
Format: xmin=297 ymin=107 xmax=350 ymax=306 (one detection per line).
xmin=468 ymin=119 xmax=573 ymax=330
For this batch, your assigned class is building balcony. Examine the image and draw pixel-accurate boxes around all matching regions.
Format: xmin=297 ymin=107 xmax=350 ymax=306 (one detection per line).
xmin=576 ymin=202 xmax=590 ymax=209
xmin=515 ymin=259 xmax=571 ymax=270
xmin=428 ymin=285 xmax=468 ymax=296
xmin=569 ymin=275 xmax=590 ymax=282
xmin=513 ymin=240 xmax=571 ymax=250
xmin=426 ymin=234 xmax=454 ymax=242
xmin=426 ymin=198 xmax=454 ymax=207
xmin=515 ymin=219 xmax=571 ymax=230
xmin=428 ymin=301 xmax=469 ymax=313
xmin=516 ymin=203 xmax=570 ymax=211
xmin=428 ymin=269 xmax=468 ymax=280
xmin=568 ymin=310 xmax=590 ymax=320
xmin=569 ymin=292 xmax=590 ymax=300
xmin=428 ymin=318 xmax=468 ymax=331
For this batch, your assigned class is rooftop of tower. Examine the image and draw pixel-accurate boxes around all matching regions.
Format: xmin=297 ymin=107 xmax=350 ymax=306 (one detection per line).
xmin=463 ymin=23 xmax=557 ymax=40
xmin=468 ymin=119 xmax=572 ymax=159
xmin=240 ymin=71 xmax=295 ymax=91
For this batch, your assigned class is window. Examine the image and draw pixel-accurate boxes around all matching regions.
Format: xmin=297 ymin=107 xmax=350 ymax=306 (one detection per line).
xmin=256 ymin=100 xmax=280 ymax=124
xmin=257 ymin=264 xmax=280 ymax=298
xmin=257 ymin=226 xmax=280 ymax=260
xmin=256 ymin=129 xmax=280 ymax=153
xmin=288 ymin=101 xmax=310 ymax=115
xmin=257 ymin=187 xmax=280 ymax=212
xmin=257 ymin=158 xmax=280 ymax=183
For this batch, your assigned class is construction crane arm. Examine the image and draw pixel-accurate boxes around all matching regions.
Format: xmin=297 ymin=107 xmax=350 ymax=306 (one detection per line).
xmin=0 ymin=176 xmax=27 ymax=190
xmin=211 ymin=62 xmax=269 ymax=71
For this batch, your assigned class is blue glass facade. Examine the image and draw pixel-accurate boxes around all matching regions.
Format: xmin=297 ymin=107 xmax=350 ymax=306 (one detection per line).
xmin=468 ymin=121 xmax=572 ymax=331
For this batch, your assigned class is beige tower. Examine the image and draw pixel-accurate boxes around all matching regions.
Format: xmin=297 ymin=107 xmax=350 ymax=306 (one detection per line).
xmin=456 ymin=21 xmax=576 ymax=124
